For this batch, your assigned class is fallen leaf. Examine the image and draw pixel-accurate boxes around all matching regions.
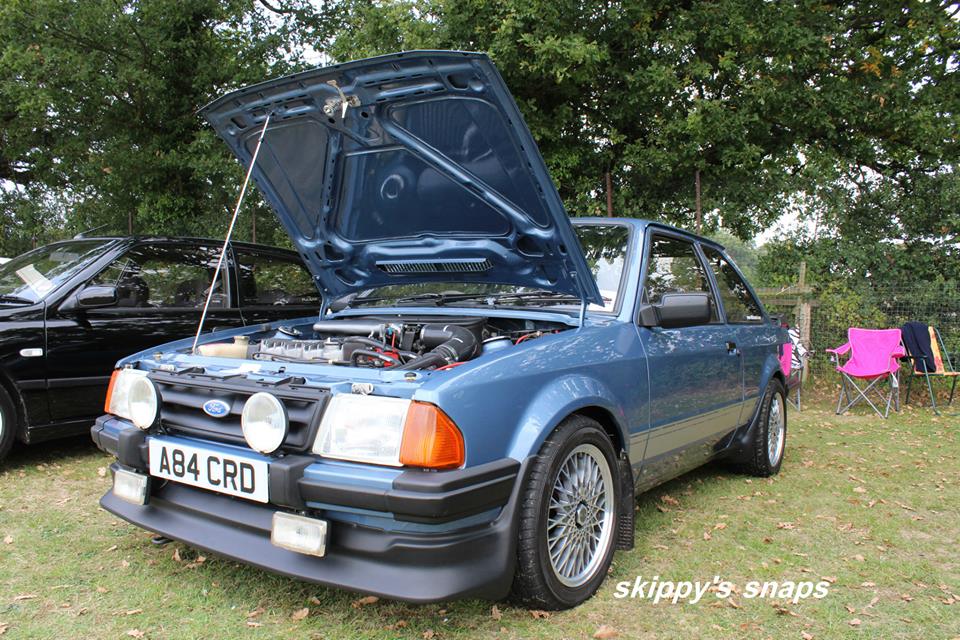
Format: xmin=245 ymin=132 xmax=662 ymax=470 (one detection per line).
xmin=107 ymin=545 xmax=118 ymax=552
xmin=422 ymin=630 xmax=435 ymax=640
xmin=291 ymin=607 xmax=309 ymax=621
xmin=713 ymin=522 xmax=727 ymax=530
xmin=126 ymin=631 xmax=145 ymax=639
xmin=125 ymin=609 xmax=143 ymax=616
xmin=351 ymin=596 xmax=379 ymax=608
xmin=593 ymin=624 xmax=618 ymax=639
xmin=246 ymin=607 xmax=265 ymax=619
xmin=13 ymin=594 xmax=36 ymax=601
xmin=853 ymin=486 xmax=867 ymax=494
xmin=776 ymin=522 xmax=796 ymax=530
xmin=2 ymin=536 xmax=12 ymax=545
xmin=97 ymin=467 xmax=107 ymax=477
xmin=801 ymin=633 xmax=813 ymax=640
xmin=308 ymin=596 xmax=321 ymax=605
xmin=900 ymin=593 xmax=914 ymax=602
xmin=660 ymin=494 xmax=680 ymax=507
xmin=703 ymin=531 xmax=712 ymax=541
xmin=172 ymin=549 xmax=182 ymax=563
xmin=530 ymin=610 xmax=551 ymax=619
xmin=245 ymin=621 xmax=261 ymax=628
xmin=491 ymin=605 xmax=502 ymax=621
xmin=852 ymin=554 xmax=865 ymax=562
xmin=822 ymin=576 xmax=837 ymax=584
xmin=96 ymin=587 xmax=109 ymax=594
xmin=848 ymin=618 xmax=862 ymax=627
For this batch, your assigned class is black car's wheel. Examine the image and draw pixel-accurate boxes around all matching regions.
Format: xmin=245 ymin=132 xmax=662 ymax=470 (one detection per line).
xmin=511 ymin=415 xmax=620 ymax=610
xmin=0 ymin=385 xmax=17 ymax=463
xmin=741 ymin=378 xmax=787 ymax=477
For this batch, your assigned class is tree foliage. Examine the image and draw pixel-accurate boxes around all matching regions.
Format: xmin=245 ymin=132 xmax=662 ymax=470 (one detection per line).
xmin=329 ymin=0 xmax=958 ymax=282
xmin=0 ymin=0 xmax=338 ymax=254
xmin=0 ymin=0 xmax=956 ymax=290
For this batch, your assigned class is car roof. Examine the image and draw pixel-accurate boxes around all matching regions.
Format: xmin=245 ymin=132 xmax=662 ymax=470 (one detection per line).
xmin=571 ymin=217 xmax=726 ymax=252
xmin=49 ymin=236 xmax=298 ymax=255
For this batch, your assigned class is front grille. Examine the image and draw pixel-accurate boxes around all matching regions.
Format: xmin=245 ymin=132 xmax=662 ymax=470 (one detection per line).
xmin=149 ymin=371 xmax=327 ymax=453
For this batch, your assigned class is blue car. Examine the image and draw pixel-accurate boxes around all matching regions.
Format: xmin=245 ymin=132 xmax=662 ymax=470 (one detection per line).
xmin=92 ymin=51 xmax=788 ymax=609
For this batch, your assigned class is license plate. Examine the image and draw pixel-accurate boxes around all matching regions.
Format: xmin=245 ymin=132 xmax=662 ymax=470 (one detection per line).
xmin=148 ymin=438 xmax=269 ymax=503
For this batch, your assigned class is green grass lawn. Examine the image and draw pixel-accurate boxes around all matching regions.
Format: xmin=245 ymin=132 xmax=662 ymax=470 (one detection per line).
xmin=1 ymin=399 xmax=958 ymax=639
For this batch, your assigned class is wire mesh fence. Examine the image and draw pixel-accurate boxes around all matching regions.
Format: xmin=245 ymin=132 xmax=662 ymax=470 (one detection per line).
xmin=759 ymin=282 xmax=960 ymax=383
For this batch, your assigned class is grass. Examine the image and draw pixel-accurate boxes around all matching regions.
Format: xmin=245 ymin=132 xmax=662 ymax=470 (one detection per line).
xmin=1 ymin=397 xmax=958 ymax=639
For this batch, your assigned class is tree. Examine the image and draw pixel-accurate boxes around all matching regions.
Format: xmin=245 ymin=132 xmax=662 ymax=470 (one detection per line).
xmin=328 ymin=0 xmax=958 ymax=244
xmin=0 ymin=0 xmax=339 ymax=255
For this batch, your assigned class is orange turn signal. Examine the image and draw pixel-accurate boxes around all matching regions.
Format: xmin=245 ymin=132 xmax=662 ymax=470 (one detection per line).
xmin=400 ymin=402 xmax=465 ymax=470
xmin=104 ymin=369 xmax=121 ymax=414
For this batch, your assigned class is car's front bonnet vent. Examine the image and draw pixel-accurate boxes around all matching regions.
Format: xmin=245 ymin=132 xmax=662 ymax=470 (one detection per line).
xmin=377 ymin=258 xmax=492 ymax=274
xmin=149 ymin=372 xmax=327 ymax=453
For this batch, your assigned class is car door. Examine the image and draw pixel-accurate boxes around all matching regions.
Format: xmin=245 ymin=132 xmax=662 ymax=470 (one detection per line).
xmin=232 ymin=246 xmax=322 ymax=326
xmin=636 ymin=234 xmax=744 ymax=479
xmin=701 ymin=246 xmax=776 ymax=425
xmin=45 ymin=241 xmax=246 ymax=423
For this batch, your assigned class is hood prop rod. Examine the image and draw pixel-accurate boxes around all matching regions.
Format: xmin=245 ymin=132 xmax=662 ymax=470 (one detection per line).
xmin=191 ymin=112 xmax=272 ymax=354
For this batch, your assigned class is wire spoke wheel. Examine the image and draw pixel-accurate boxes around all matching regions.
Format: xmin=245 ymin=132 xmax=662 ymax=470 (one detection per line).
xmin=545 ymin=443 xmax=614 ymax=588
xmin=767 ymin=393 xmax=785 ymax=465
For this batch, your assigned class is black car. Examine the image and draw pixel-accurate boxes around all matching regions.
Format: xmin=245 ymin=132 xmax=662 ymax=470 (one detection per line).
xmin=0 ymin=236 xmax=322 ymax=461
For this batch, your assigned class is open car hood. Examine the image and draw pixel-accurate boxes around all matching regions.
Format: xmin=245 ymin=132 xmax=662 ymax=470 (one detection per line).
xmin=201 ymin=51 xmax=602 ymax=306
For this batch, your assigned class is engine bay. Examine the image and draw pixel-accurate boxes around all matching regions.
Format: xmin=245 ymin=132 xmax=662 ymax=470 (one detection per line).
xmin=196 ymin=316 xmax=569 ymax=371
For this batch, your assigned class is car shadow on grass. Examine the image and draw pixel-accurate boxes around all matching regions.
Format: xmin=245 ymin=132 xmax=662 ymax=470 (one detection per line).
xmin=1 ymin=434 xmax=104 ymax=471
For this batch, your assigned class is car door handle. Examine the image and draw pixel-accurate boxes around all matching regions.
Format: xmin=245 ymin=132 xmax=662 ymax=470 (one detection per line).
xmin=726 ymin=341 xmax=739 ymax=355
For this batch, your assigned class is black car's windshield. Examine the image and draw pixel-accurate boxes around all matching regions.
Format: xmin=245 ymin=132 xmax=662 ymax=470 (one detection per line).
xmin=344 ymin=223 xmax=630 ymax=311
xmin=0 ymin=240 xmax=113 ymax=304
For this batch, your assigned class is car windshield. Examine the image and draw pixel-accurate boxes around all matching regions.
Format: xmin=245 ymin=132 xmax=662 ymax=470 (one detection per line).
xmin=345 ymin=223 xmax=630 ymax=312
xmin=0 ymin=240 xmax=113 ymax=304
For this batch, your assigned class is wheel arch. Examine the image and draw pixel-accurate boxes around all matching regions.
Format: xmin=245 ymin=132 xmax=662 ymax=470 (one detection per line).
xmin=0 ymin=367 xmax=28 ymax=441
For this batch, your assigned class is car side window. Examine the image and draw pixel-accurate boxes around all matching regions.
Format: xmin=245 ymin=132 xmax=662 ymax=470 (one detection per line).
xmin=90 ymin=244 xmax=227 ymax=309
xmin=702 ymin=247 xmax=764 ymax=323
xmin=642 ymin=235 xmax=719 ymax=322
xmin=235 ymin=250 xmax=321 ymax=307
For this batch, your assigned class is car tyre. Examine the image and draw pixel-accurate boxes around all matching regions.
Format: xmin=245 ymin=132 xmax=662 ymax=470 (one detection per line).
xmin=740 ymin=378 xmax=787 ymax=477
xmin=0 ymin=385 xmax=17 ymax=463
xmin=510 ymin=414 xmax=620 ymax=610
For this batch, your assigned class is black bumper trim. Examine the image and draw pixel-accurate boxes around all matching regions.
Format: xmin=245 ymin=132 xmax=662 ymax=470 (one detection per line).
xmin=91 ymin=417 xmax=148 ymax=469
xmin=100 ymin=459 xmax=531 ymax=603
xmin=92 ymin=417 xmax=519 ymax=523
xmin=299 ymin=458 xmax=519 ymax=523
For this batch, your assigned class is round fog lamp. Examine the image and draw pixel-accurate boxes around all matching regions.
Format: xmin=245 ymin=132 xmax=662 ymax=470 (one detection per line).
xmin=241 ymin=392 xmax=288 ymax=454
xmin=128 ymin=376 xmax=159 ymax=430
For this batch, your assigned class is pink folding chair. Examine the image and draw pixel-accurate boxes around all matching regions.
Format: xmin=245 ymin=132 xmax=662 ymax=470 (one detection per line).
xmin=826 ymin=328 xmax=905 ymax=418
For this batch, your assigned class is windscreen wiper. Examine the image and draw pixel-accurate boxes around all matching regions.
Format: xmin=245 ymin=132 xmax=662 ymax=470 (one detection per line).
xmin=0 ymin=294 xmax=35 ymax=305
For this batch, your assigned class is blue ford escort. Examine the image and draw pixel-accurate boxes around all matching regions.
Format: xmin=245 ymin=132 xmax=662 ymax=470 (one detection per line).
xmin=92 ymin=51 xmax=788 ymax=609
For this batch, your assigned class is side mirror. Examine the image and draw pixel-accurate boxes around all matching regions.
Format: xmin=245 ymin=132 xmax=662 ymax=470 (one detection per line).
xmin=61 ymin=285 xmax=119 ymax=312
xmin=639 ymin=292 xmax=712 ymax=329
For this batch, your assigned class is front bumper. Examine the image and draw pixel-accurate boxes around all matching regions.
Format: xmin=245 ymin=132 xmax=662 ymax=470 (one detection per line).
xmin=92 ymin=417 xmax=526 ymax=602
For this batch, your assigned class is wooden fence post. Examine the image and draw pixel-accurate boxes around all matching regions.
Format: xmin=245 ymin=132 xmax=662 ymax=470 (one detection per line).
xmin=795 ymin=261 xmax=812 ymax=380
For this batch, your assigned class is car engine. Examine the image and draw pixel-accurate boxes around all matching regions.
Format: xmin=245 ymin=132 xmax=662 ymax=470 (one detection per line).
xmin=197 ymin=316 xmax=564 ymax=371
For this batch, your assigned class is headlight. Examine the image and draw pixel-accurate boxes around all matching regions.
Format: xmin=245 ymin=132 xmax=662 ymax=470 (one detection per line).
xmin=314 ymin=395 xmax=464 ymax=469
xmin=104 ymin=368 xmax=151 ymax=424
xmin=128 ymin=375 xmax=159 ymax=430
xmin=241 ymin=392 xmax=288 ymax=454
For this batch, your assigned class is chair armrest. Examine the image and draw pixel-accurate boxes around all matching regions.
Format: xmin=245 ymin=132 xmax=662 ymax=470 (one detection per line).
xmin=825 ymin=343 xmax=851 ymax=355
xmin=892 ymin=345 xmax=906 ymax=358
